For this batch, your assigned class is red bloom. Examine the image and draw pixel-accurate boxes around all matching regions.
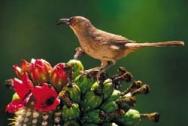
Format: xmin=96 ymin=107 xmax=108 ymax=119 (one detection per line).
xmin=12 ymin=65 xmax=23 ymax=78
xmin=12 ymin=59 xmax=31 ymax=78
xmin=20 ymin=59 xmax=31 ymax=73
xmin=32 ymin=83 xmax=60 ymax=112
xmin=6 ymin=94 xmax=31 ymax=113
xmin=30 ymin=59 xmax=52 ymax=84
xmin=51 ymin=63 xmax=68 ymax=90
xmin=12 ymin=74 xmax=33 ymax=99
xmin=6 ymin=99 xmax=25 ymax=113
xmin=6 ymin=74 xmax=33 ymax=113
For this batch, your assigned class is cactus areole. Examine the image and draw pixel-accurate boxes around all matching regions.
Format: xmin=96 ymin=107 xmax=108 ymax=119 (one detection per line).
xmin=6 ymin=59 xmax=160 ymax=126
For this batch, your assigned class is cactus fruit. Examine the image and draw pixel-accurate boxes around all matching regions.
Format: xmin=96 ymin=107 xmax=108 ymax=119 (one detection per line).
xmin=6 ymin=59 xmax=159 ymax=126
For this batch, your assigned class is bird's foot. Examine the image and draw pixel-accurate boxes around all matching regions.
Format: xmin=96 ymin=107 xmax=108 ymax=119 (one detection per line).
xmin=81 ymin=67 xmax=100 ymax=76
xmin=81 ymin=67 xmax=107 ymax=81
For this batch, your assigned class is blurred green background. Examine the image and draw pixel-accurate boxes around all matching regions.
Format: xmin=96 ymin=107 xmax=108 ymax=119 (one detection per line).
xmin=0 ymin=0 xmax=187 ymax=125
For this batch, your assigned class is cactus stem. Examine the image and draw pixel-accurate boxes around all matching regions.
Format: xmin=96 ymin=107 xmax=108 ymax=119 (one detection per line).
xmin=140 ymin=112 xmax=160 ymax=122
xmin=111 ymin=68 xmax=133 ymax=89
xmin=116 ymin=96 xmax=136 ymax=111
xmin=131 ymin=84 xmax=150 ymax=96
xmin=118 ymin=67 xmax=133 ymax=82
xmin=121 ymin=80 xmax=143 ymax=96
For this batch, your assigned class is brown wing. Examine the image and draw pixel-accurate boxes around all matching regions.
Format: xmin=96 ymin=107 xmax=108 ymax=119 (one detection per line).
xmin=91 ymin=29 xmax=135 ymax=50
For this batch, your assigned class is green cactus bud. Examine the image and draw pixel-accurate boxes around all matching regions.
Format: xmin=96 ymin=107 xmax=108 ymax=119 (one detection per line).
xmin=118 ymin=109 xmax=141 ymax=126
xmin=64 ymin=84 xmax=81 ymax=103
xmin=103 ymin=79 xmax=114 ymax=99
xmin=74 ymin=74 xmax=95 ymax=94
xmin=101 ymin=101 xmax=119 ymax=113
xmin=62 ymin=103 xmax=80 ymax=121
xmin=106 ymin=89 xmax=121 ymax=102
xmin=67 ymin=59 xmax=84 ymax=78
xmin=81 ymin=91 xmax=102 ymax=111
xmin=64 ymin=120 xmax=80 ymax=126
xmin=91 ymin=79 xmax=114 ymax=99
xmin=82 ymin=109 xmax=101 ymax=124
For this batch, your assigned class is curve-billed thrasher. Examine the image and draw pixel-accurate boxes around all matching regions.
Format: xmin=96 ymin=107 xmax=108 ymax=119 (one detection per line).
xmin=57 ymin=16 xmax=184 ymax=73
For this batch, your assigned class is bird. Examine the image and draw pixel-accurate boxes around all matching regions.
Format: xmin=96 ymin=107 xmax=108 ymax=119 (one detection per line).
xmin=57 ymin=16 xmax=184 ymax=74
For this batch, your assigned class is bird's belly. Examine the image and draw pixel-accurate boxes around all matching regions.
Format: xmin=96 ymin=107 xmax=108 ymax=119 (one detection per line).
xmin=82 ymin=44 xmax=105 ymax=59
xmin=80 ymin=41 xmax=122 ymax=61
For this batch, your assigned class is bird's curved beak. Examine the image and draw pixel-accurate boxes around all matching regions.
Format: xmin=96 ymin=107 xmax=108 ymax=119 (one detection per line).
xmin=56 ymin=18 xmax=71 ymax=25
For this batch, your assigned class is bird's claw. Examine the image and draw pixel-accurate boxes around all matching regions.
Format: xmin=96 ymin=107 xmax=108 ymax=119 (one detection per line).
xmin=80 ymin=68 xmax=107 ymax=81
xmin=80 ymin=69 xmax=100 ymax=76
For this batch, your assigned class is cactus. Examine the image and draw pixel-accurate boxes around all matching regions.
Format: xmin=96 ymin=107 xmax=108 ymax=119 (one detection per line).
xmin=6 ymin=59 xmax=159 ymax=126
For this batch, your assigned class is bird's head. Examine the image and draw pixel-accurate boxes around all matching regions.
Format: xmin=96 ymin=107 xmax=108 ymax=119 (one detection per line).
xmin=57 ymin=16 xmax=93 ymax=33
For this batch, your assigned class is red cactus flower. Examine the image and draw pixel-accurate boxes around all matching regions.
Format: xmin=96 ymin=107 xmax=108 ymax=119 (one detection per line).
xmin=12 ymin=74 xmax=33 ymax=100
xmin=6 ymin=99 xmax=25 ymax=113
xmin=6 ymin=74 xmax=33 ymax=113
xmin=6 ymin=94 xmax=32 ymax=113
xmin=51 ymin=63 xmax=68 ymax=90
xmin=30 ymin=59 xmax=52 ymax=84
xmin=32 ymin=83 xmax=60 ymax=112
xmin=12 ymin=59 xmax=31 ymax=78
xmin=20 ymin=59 xmax=31 ymax=73
xmin=12 ymin=65 xmax=23 ymax=78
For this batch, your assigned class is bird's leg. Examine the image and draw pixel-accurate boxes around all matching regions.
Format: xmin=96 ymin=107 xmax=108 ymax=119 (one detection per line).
xmin=96 ymin=60 xmax=115 ymax=79
xmin=83 ymin=60 xmax=115 ymax=79
xmin=83 ymin=66 xmax=101 ymax=75
xmin=99 ymin=60 xmax=114 ymax=72
xmin=73 ymin=47 xmax=85 ymax=59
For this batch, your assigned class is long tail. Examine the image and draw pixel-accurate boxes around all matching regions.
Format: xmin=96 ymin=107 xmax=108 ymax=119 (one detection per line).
xmin=125 ymin=41 xmax=184 ymax=48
